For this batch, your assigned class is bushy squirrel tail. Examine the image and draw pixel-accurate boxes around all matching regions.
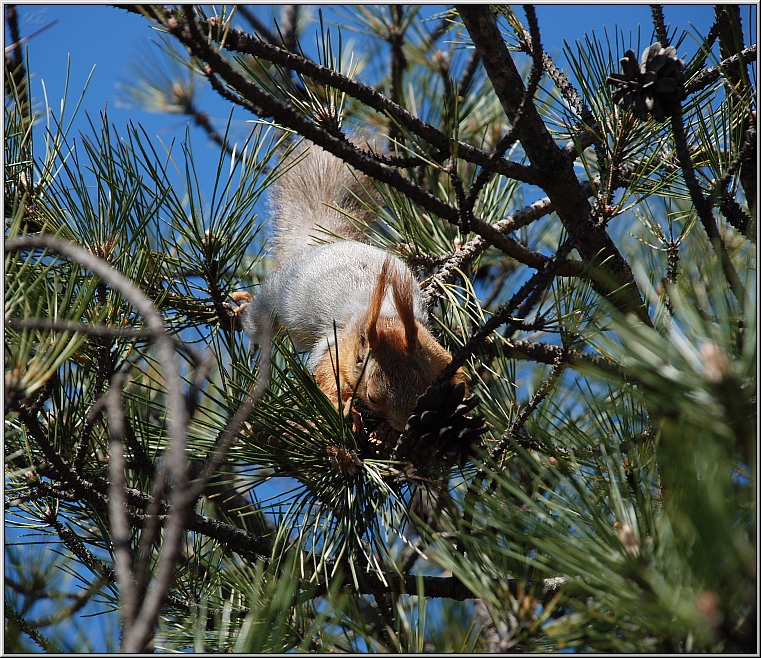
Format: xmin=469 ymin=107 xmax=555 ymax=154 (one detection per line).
xmin=268 ymin=140 xmax=381 ymax=265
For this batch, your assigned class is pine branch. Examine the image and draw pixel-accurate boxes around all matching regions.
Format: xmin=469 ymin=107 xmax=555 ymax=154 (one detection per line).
xmin=711 ymin=116 xmax=756 ymax=234
xmin=113 ymin=4 xmax=540 ymax=185
xmin=4 ymin=603 xmax=62 ymax=654
xmin=162 ymin=6 xmax=582 ymax=283
xmin=386 ymin=5 xmax=408 ymax=146
xmin=35 ymin=467 xmax=557 ymax=604
xmin=4 ymin=316 xmax=154 ymax=338
xmin=465 ymin=5 xmax=545 ymax=203
xmin=314 ymin=570 xmax=569 ymax=604
xmin=235 ymin=4 xmax=279 ymax=45
xmin=650 ymin=5 xmax=670 ymax=48
xmin=497 ymin=337 xmax=623 ymax=378
xmin=4 ymin=234 xmax=192 ymax=654
xmin=436 ymin=230 xmax=580 ymax=385
xmin=35 ymin=469 xmax=274 ymax=561
xmin=495 ymin=345 xmax=569 ymax=462
xmin=279 ymin=5 xmax=299 ymax=52
xmin=4 ymin=5 xmax=30 ymax=113
xmin=685 ymin=44 xmax=757 ymax=95
xmin=456 ymin=5 xmax=649 ymax=324
xmin=511 ymin=11 xmax=601 ymax=163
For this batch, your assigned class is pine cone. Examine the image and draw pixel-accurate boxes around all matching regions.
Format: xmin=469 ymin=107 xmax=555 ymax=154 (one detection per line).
xmin=607 ymin=42 xmax=685 ymax=122
xmin=396 ymin=381 xmax=486 ymax=467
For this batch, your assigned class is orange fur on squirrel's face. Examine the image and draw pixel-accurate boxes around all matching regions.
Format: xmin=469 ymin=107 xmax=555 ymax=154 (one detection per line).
xmin=313 ymin=257 xmax=467 ymax=431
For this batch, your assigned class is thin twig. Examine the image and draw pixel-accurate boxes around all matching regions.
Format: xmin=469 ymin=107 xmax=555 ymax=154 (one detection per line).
xmin=43 ymin=506 xmax=117 ymax=583
xmin=684 ymin=44 xmax=757 ymax=95
xmin=420 ymin=191 xmax=558 ymax=308
xmin=684 ymin=8 xmax=726 ymax=80
xmin=493 ymin=345 xmax=569 ymax=462
xmin=4 ymin=316 xmax=156 ymax=339
xmin=4 ymin=603 xmax=62 ymax=653
xmin=435 ymin=231 xmax=579 ymax=386
xmin=192 ymin=330 xmax=272 ymax=503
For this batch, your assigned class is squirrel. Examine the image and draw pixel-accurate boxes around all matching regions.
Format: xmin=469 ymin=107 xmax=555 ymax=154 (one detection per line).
xmin=242 ymin=140 xmax=467 ymax=432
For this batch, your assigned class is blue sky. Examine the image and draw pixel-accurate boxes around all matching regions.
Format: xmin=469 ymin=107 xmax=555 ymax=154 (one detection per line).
xmin=4 ymin=2 xmax=757 ymax=653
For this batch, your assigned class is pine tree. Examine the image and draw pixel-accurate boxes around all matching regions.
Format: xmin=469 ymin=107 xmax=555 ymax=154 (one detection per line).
xmin=4 ymin=4 xmax=756 ymax=653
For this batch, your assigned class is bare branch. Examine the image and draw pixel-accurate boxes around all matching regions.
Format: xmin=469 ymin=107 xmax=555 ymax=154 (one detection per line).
xmin=235 ymin=5 xmax=279 ymax=45
xmin=4 ymin=603 xmax=62 ymax=653
xmin=164 ymin=7 xmax=579 ymax=281
xmin=422 ymin=187 xmax=572 ymax=309
xmin=494 ymin=345 xmax=569 ymax=462
xmin=650 ymin=5 xmax=670 ymax=47
xmin=685 ymin=44 xmax=757 ymax=95
xmin=5 ymin=316 xmax=155 ymax=338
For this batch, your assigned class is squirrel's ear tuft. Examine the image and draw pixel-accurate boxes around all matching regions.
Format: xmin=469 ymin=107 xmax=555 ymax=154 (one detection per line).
xmin=390 ymin=265 xmax=418 ymax=355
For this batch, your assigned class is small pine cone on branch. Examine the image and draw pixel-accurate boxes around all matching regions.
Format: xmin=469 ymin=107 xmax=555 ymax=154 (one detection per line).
xmin=607 ymin=42 xmax=686 ymax=122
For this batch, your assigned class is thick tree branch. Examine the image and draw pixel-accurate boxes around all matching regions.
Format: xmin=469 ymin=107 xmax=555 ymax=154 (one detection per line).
xmin=457 ymin=5 xmax=649 ymax=324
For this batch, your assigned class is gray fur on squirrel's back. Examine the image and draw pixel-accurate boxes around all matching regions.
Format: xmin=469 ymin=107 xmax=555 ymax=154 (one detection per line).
xmin=243 ymin=241 xmax=427 ymax=370
xmin=268 ymin=141 xmax=380 ymax=265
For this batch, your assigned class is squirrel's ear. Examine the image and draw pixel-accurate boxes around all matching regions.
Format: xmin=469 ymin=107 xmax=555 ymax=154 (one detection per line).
xmin=390 ymin=267 xmax=418 ymax=355
xmin=366 ymin=257 xmax=390 ymax=349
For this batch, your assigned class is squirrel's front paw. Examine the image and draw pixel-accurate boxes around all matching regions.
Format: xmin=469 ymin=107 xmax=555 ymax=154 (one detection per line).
xmin=228 ymin=291 xmax=253 ymax=313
